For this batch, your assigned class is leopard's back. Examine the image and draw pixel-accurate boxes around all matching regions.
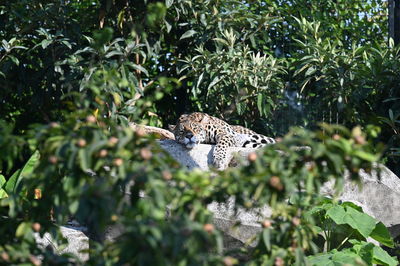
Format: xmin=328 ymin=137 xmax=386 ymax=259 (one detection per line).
xmin=231 ymin=125 xmax=257 ymax=135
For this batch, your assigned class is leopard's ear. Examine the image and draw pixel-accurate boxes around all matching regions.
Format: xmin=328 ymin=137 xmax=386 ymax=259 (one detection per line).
xmin=168 ymin=124 xmax=176 ymax=132
xmin=200 ymin=115 xmax=210 ymax=124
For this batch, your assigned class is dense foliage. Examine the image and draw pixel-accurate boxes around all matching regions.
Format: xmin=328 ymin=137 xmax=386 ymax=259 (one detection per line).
xmin=1 ymin=0 xmax=399 ymax=265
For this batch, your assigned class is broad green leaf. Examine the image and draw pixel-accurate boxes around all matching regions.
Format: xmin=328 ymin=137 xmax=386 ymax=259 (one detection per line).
xmin=372 ymin=245 xmax=398 ymax=266
xmin=350 ymin=240 xmax=398 ymax=266
xmin=326 ymin=204 xmax=376 ymax=239
xmin=331 ymin=253 xmax=366 ymax=265
xmin=370 ymin=222 xmax=394 ymax=248
xmin=344 ymin=207 xmax=376 ymax=238
xmin=326 ymin=205 xmax=346 ymax=224
xmin=306 ymin=253 xmax=335 ymax=266
xmin=307 ymin=249 xmax=366 ymax=266
xmin=351 ymin=240 xmax=374 ymax=264
xmin=5 ymin=150 xmax=40 ymax=194
xmin=341 ymin=201 xmax=363 ymax=212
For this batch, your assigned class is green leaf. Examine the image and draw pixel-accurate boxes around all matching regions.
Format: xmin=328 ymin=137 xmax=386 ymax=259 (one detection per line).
xmin=5 ymin=150 xmax=40 ymax=194
xmin=129 ymin=63 xmax=149 ymax=76
xmin=213 ymin=37 xmax=229 ymax=46
xmin=61 ymin=40 xmax=72 ymax=49
xmin=164 ymin=19 xmax=172 ymax=33
xmin=307 ymin=249 xmax=365 ymax=266
xmin=306 ymin=253 xmax=335 ymax=265
xmin=331 ymin=250 xmax=366 ymax=265
xmin=78 ymin=149 xmax=90 ymax=171
xmin=0 ymin=174 xmax=8 ymax=199
xmin=68 ymin=200 xmax=79 ymax=214
xmin=257 ymin=94 xmax=263 ymax=115
xmin=351 ymin=240 xmax=374 ymax=264
xmin=117 ymin=9 xmax=125 ymax=30
xmin=16 ymin=222 xmax=31 ymax=238
xmin=236 ymin=101 xmax=245 ymax=115
xmin=8 ymin=55 xmax=19 ymax=66
xmin=2 ymin=39 xmax=10 ymax=51
xmin=207 ymin=76 xmax=221 ymax=90
xmin=262 ymin=228 xmax=271 ymax=251
xmin=40 ymin=39 xmax=52 ymax=49
xmin=352 ymin=150 xmax=378 ymax=162
xmin=305 ymin=66 xmax=316 ymax=77
xmin=344 ymin=207 xmax=376 ymax=239
xmin=370 ymin=222 xmax=394 ymax=248
xmin=326 ymin=205 xmax=346 ymax=224
xmin=165 ymin=0 xmax=174 ymax=8
xmin=346 ymin=208 xmax=376 ymax=238
xmin=372 ymin=245 xmax=398 ymax=266
xmin=105 ymin=50 xmax=124 ymax=58
xmin=341 ymin=201 xmax=363 ymax=212
xmin=180 ymin=30 xmax=197 ymax=40
xmin=326 ymin=204 xmax=376 ymax=239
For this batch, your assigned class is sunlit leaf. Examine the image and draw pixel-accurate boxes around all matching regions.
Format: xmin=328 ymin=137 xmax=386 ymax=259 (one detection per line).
xmin=180 ymin=30 xmax=197 ymax=40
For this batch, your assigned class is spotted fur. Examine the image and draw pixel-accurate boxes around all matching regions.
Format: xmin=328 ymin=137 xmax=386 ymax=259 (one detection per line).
xmin=169 ymin=112 xmax=275 ymax=169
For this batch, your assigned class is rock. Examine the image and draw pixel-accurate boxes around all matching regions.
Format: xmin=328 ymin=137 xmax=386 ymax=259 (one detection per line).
xmin=34 ymin=222 xmax=89 ymax=262
xmin=321 ymin=165 xmax=400 ymax=238
xmin=159 ymin=139 xmax=257 ymax=170
xmin=208 ymin=198 xmax=271 ymax=247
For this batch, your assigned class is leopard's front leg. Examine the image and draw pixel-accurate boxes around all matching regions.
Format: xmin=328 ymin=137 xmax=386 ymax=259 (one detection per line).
xmin=213 ymin=134 xmax=235 ymax=170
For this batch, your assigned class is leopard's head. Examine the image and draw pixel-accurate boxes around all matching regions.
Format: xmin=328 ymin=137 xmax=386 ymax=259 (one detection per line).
xmin=169 ymin=113 xmax=209 ymax=149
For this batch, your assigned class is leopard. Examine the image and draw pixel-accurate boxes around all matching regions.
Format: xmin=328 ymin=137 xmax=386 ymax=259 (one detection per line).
xmin=169 ymin=112 xmax=276 ymax=170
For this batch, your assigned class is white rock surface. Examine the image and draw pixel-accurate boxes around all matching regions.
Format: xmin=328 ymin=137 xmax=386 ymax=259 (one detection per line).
xmin=34 ymin=223 xmax=89 ymax=262
xmin=159 ymin=139 xmax=257 ymax=170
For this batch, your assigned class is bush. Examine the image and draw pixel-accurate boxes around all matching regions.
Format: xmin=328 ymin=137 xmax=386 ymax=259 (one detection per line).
xmin=0 ymin=0 xmax=399 ymax=265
